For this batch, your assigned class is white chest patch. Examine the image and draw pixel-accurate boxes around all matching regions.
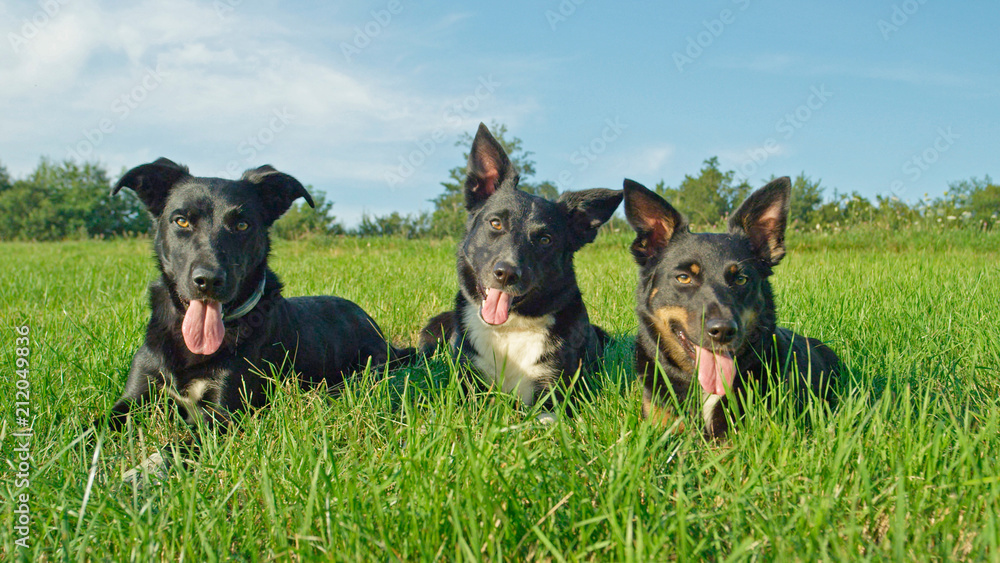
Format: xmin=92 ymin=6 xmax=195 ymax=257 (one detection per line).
xmin=702 ymin=392 xmax=723 ymax=430
xmin=166 ymin=378 xmax=215 ymax=425
xmin=460 ymin=305 xmax=556 ymax=406
xmin=701 ymin=389 xmax=722 ymax=436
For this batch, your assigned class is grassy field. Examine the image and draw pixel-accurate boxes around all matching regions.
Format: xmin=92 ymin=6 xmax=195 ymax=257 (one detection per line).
xmin=1 ymin=228 xmax=999 ymax=561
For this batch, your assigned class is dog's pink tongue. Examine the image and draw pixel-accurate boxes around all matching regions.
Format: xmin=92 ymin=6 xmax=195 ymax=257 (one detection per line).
xmin=695 ymin=346 xmax=735 ymax=396
xmin=181 ymin=300 xmax=225 ymax=355
xmin=480 ymin=288 xmax=511 ymax=325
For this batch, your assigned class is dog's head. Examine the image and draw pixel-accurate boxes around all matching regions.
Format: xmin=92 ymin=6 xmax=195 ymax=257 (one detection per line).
xmin=624 ymin=177 xmax=790 ymax=396
xmin=112 ymin=158 xmax=313 ymax=354
xmin=459 ymin=123 xmax=622 ymax=325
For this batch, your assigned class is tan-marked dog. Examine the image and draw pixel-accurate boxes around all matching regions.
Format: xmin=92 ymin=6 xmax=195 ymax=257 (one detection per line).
xmin=624 ymin=177 xmax=839 ymax=438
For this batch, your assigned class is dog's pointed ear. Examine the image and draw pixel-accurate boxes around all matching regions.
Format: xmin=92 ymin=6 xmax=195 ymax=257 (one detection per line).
xmin=465 ymin=123 xmax=518 ymax=211
xmin=242 ymin=165 xmax=314 ymax=225
xmin=111 ymin=158 xmax=190 ymax=216
xmin=624 ymin=179 xmax=684 ymax=265
xmin=556 ymin=188 xmax=623 ymax=251
xmin=728 ymin=176 xmax=790 ymax=266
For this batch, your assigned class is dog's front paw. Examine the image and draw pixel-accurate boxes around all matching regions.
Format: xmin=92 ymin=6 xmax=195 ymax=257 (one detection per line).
xmin=534 ymin=412 xmax=558 ymax=425
xmin=121 ymin=451 xmax=172 ymax=488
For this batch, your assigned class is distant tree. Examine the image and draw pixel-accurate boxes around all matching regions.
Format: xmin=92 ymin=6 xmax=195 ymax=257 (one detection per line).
xmin=430 ymin=122 xmax=555 ymax=238
xmin=945 ymin=176 xmax=1000 ymax=220
xmin=968 ymin=177 xmax=1000 ymax=224
xmin=429 ymin=164 xmax=468 ymax=239
xmin=532 ymin=180 xmax=560 ymax=200
xmin=843 ymin=192 xmax=877 ymax=224
xmin=787 ymin=173 xmax=825 ymax=227
xmin=0 ymin=159 xmax=149 ymax=240
xmin=651 ymin=180 xmax=669 ymax=199
xmin=658 ymin=157 xmax=751 ymax=227
xmin=0 ymin=161 xmax=11 ymax=192
xmin=917 ymin=176 xmax=999 ymax=229
xmin=813 ymin=190 xmax=877 ymax=226
xmin=873 ymin=194 xmax=921 ymax=229
xmin=354 ymin=210 xmax=431 ymax=238
xmin=272 ymin=190 xmax=345 ymax=239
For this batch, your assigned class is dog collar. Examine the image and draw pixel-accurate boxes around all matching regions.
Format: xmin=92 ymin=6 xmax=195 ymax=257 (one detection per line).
xmin=223 ymin=275 xmax=266 ymax=322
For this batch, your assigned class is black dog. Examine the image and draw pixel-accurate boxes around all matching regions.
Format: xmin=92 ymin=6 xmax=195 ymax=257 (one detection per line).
xmin=420 ymin=124 xmax=622 ymax=415
xmin=103 ymin=158 xmax=412 ymax=441
xmin=624 ymin=177 xmax=839 ymax=438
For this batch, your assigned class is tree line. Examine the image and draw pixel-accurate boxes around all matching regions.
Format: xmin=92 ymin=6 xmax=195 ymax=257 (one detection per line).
xmin=1 ymin=124 xmax=997 ymax=241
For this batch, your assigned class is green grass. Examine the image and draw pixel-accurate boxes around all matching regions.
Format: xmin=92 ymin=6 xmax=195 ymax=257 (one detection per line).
xmin=1 ymin=229 xmax=999 ymax=561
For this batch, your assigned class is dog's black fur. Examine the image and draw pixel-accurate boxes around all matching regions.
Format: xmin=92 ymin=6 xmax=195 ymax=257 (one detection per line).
xmin=102 ymin=158 xmax=412 ymax=434
xmin=624 ymin=177 xmax=839 ymax=438
xmin=420 ymin=124 xmax=622 ymax=413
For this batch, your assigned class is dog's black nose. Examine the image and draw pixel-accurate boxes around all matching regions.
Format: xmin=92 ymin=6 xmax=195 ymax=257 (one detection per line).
xmin=192 ymin=267 xmax=226 ymax=295
xmin=706 ymin=318 xmax=738 ymax=344
xmin=493 ymin=261 xmax=521 ymax=286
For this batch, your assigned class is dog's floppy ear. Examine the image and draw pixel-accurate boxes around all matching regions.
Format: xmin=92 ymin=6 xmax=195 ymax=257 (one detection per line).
xmin=728 ymin=176 xmax=790 ymax=266
xmin=624 ymin=179 xmax=685 ymax=265
xmin=242 ymin=165 xmax=314 ymax=225
xmin=557 ymin=188 xmax=623 ymax=251
xmin=111 ymin=158 xmax=190 ymax=216
xmin=465 ymin=123 xmax=518 ymax=211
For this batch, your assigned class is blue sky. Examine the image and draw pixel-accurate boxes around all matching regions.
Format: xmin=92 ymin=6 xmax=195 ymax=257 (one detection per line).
xmin=1 ymin=0 xmax=996 ymax=225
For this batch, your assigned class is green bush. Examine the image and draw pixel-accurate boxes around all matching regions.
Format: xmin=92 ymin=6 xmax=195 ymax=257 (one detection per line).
xmin=0 ymin=159 xmax=148 ymax=241
xmin=271 ymin=190 xmax=345 ymax=240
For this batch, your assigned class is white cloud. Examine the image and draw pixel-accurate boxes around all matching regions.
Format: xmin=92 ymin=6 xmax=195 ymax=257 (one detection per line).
xmin=0 ymin=1 xmax=531 ymax=175
xmin=717 ymin=143 xmax=787 ymax=165
xmin=716 ymin=143 xmax=791 ymax=184
xmin=637 ymin=144 xmax=675 ymax=175
xmin=0 ymin=1 xmax=551 ymax=226
xmin=1 ymin=4 xmax=104 ymax=96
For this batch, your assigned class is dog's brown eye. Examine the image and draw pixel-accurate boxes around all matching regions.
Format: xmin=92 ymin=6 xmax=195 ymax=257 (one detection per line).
xmin=538 ymin=234 xmax=551 ymax=245
xmin=236 ymin=221 xmax=249 ymax=232
xmin=734 ymin=274 xmax=749 ymax=286
xmin=676 ymin=274 xmax=692 ymax=284
xmin=490 ymin=219 xmax=503 ymax=230
xmin=175 ymin=217 xmax=190 ymax=228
